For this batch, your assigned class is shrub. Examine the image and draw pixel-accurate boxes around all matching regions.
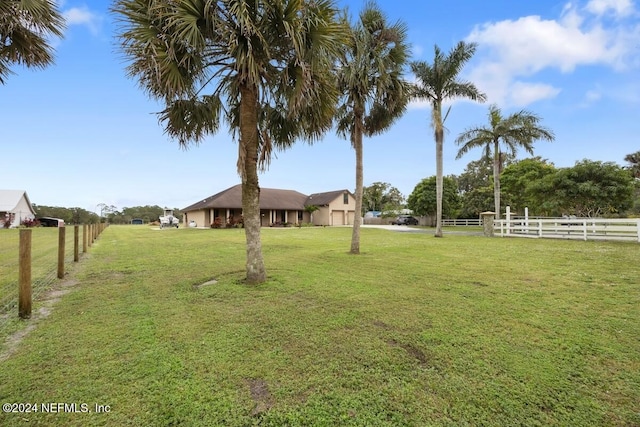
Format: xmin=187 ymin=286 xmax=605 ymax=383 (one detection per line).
xmin=21 ymin=218 xmax=40 ymax=228
xmin=211 ymin=217 xmax=223 ymax=229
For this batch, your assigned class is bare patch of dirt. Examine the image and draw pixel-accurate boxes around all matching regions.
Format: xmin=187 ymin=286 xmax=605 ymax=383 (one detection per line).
xmin=0 ymin=279 xmax=79 ymax=362
xmin=387 ymin=338 xmax=429 ymax=366
xmin=372 ymin=320 xmax=392 ymax=330
xmin=246 ymin=378 xmax=274 ymax=416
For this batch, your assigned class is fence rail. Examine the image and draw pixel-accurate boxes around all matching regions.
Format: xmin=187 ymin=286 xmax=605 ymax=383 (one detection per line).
xmin=442 ymin=218 xmax=482 ymax=226
xmin=495 ymin=218 xmax=640 ymax=243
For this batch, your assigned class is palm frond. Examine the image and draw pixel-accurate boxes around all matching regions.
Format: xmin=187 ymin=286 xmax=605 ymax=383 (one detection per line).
xmin=159 ymin=95 xmax=223 ymax=148
xmin=0 ymin=0 xmax=65 ymax=84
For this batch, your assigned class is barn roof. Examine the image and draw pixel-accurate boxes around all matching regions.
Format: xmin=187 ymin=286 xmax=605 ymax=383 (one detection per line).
xmin=0 ymin=190 xmax=35 ymax=214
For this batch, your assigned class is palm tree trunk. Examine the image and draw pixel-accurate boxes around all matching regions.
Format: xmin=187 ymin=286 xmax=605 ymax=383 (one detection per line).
xmin=434 ymin=102 xmax=444 ymax=238
xmin=240 ymin=84 xmax=267 ymax=284
xmin=493 ymin=141 xmax=501 ymax=218
xmin=350 ymin=116 xmax=364 ymax=254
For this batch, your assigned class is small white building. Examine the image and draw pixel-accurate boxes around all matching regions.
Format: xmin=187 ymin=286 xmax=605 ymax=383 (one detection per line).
xmin=0 ymin=190 xmax=37 ymax=228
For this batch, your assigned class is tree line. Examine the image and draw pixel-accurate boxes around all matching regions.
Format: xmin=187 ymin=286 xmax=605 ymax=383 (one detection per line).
xmin=30 ymin=205 xmax=184 ymax=225
xmin=407 ymin=155 xmax=639 ymax=221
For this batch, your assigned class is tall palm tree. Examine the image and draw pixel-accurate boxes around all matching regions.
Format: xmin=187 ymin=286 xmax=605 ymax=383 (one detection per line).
xmin=113 ymin=0 xmax=346 ymax=283
xmin=456 ymin=104 xmax=554 ymax=217
xmin=336 ymin=1 xmax=410 ymax=254
xmin=411 ymin=42 xmax=486 ymax=237
xmin=0 ymin=0 xmax=65 ymax=84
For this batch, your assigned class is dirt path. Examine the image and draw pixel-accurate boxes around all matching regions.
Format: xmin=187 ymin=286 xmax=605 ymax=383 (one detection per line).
xmin=0 ymin=277 xmax=80 ymax=362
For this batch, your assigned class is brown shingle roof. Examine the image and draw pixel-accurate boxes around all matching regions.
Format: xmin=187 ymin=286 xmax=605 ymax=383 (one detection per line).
xmin=182 ymin=184 xmax=309 ymax=211
xmin=305 ymin=190 xmax=351 ymax=206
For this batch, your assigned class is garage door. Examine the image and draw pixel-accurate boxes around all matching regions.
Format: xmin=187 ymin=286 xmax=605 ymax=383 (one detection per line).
xmin=332 ymin=210 xmax=344 ymax=226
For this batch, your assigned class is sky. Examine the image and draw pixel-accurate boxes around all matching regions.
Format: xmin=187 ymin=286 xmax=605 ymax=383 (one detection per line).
xmin=2 ymin=0 xmax=639 ymax=214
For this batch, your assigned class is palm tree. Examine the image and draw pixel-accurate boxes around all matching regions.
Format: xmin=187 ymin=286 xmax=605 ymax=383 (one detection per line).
xmin=336 ymin=1 xmax=410 ymax=254
xmin=113 ymin=0 xmax=346 ymax=283
xmin=456 ymin=104 xmax=554 ymax=217
xmin=624 ymin=151 xmax=640 ymax=178
xmin=0 ymin=0 xmax=65 ymax=84
xmin=411 ymin=42 xmax=486 ymax=237
xmin=303 ymin=204 xmax=319 ymax=224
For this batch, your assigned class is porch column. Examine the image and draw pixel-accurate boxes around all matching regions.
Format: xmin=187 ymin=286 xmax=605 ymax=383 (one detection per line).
xmin=284 ymin=211 xmax=288 ymax=224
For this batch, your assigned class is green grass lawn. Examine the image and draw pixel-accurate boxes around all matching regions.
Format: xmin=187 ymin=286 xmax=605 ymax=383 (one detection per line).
xmin=0 ymin=225 xmax=639 ymax=426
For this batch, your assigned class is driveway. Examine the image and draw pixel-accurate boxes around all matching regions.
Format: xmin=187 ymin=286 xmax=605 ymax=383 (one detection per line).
xmin=362 ymin=224 xmax=483 ymax=236
xmin=362 ymin=224 xmax=429 ymax=233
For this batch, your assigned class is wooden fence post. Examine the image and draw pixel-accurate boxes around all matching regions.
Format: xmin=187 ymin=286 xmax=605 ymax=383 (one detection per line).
xmin=58 ymin=226 xmax=65 ymax=279
xmin=74 ymin=225 xmax=79 ymax=262
xmin=83 ymin=224 xmax=88 ymax=253
xmin=88 ymin=224 xmax=92 ymax=248
xmin=19 ymin=229 xmax=32 ymax=319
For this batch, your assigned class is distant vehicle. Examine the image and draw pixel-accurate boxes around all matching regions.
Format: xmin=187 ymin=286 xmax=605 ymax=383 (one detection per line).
xmin=38 ymin=217 xmax=64 ymax=227
xmin=159 ymin=208 xmax=179 ymax=228
xmin=391 ymin=215 xmax=419 ymax=226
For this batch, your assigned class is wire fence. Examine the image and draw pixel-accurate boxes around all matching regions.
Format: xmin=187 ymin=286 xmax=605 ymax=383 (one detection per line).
xmin=0 ymin=225 xmax=105 ymax=338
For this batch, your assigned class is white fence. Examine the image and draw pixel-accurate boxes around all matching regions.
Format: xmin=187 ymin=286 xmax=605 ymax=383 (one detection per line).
xmin=495 ymin=217 xmax=640 ymax=243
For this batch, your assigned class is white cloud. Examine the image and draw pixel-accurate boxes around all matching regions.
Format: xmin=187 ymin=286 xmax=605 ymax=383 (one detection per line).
xmin=463 ymin=1 xmax=639 ymax=107
xmin=510 ymin=81 xmax=562 ymax=105
xmin=585 ymin=0 xmax=634 ymax=17
xmin=63 ymin=6 xmax=102 ymax=35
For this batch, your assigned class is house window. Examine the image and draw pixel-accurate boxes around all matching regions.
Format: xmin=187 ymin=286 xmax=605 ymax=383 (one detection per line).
xmin=298 ymin=211 xmax=303 ymax=221
xmin=343 ymin=193 xmax=349 ymax=204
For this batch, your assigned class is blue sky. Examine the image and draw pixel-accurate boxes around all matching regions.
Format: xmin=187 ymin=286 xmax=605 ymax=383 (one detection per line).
xmin=2 ymin=0 xmax=639 ymax=214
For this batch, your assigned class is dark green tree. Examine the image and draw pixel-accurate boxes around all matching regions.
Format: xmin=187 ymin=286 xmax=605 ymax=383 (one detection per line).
xmin=531 ymin=160 xmax=635 ymax=217
xmin=500 ymin=157 xmax=556 ymax=215
xmin=113 ymin=0 xmax=347 ymax=283
xmin=32 ymin=205 xmax=100 ymax=224
xmin=411 ymin=41 xmax=486 ymax=237
xmin=336 ymin=1 xmax=410 ymax=254
xmin=407 ymin=175 xmax=461 ymax=223
xmin=362 ymin=182 xmax=405 ymax=214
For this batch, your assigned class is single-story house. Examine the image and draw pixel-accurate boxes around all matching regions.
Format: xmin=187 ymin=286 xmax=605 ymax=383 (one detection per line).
xmin=0 ymin=190 xmax=37 ymax=228
xmin=182 ymin=184 xmax=356 ymax=227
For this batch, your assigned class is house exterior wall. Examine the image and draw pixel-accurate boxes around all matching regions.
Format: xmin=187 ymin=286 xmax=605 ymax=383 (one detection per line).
xmin=312 ymin=207 xmax=331 ymax=226
xmin=311 ymin=192 xmax=356 ymax=226
xmin=182 ymin=189 xmax=354 ymax=228
xmin=328 ymin=192 xmax=356 ymax=225
xmin=185 ymin=210 xmax=206 ymax=228
xmin=2 ymin=194 xmax=36 ymax=227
